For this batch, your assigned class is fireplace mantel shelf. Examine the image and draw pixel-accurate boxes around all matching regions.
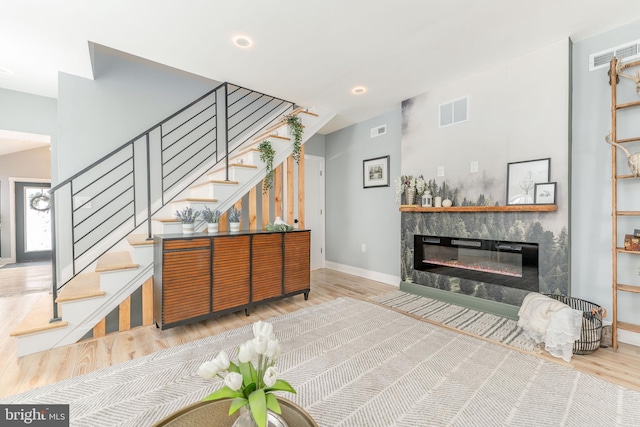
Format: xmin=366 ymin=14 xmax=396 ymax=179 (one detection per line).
xmin=399 ymin=205 xmax=558 ymax=213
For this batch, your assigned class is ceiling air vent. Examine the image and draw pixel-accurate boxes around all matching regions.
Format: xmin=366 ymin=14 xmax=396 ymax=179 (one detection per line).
xmin=370 ymin=125 xmax=386 ymax=138
xmin=589 ymin=40 xmax=640 ymax=71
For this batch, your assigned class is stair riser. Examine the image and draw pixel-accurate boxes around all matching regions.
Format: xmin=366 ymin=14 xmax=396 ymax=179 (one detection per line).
xmin=208 ymin=166 xmax=258 ymax=182
xmin=171 ymin=201 xmax=220 ymax=216
xmin=131 ymin=244 xmax=154 ymax=266
xmin=190 ymin=183 xmax=238 ymax=200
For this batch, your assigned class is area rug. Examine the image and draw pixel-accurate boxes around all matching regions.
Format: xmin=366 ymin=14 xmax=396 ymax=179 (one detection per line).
xmin=2 ymin=298 xmax=639 ymax=426
xmin=372 ymin=290 xmax=539 ymax=352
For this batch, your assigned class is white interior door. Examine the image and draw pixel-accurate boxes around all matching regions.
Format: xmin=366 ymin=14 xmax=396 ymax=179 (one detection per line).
xmin=304 ymin=155 xmax=325 ymax=270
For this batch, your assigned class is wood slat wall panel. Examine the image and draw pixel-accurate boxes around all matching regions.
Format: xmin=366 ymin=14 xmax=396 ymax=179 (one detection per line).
xmin=213 ymin=236 xmax=250 ymax=312
xmin=298 ymin=146 xmax=305 ymax=229
xmin=275 ymin=164 xmax=283 ymax=219
xmin=287 ymin=156 xmax=294 ymax=224
xmin=162 ymin=249 xmax=210 ymax=324
xmin=249 ymin=187 xmax=257 ymax=230
xmin=284 ymin=232 xmax=311 ymax=293
xmin=142 ymin=277 xmax=154 ymax=326
xmin=252 ymin=234 xmax=283 ymax=301
xmin=118 ymin=296 xmax=131 ymax=331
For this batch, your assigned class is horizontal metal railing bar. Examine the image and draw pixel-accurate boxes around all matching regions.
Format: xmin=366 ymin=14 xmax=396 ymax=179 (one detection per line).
xmin=161 ymin=100 xmax=216 ymax=139
xmin=229 ymin=101 xmax=290 ymax=143
xmin=50 ymin=82 xmax=224 ymax=192
xmin=228 ymin=99 xmax=287 ymax=133
xmin=228 ymin=95 xmax=271 ymax=121
xmin=162 ymin=142 xmax=217 ymax=193
xmin=73 ymin=197 xmax=134 ymax=245
xmin=227 ymin=84 xmax=290 ymax=106
xmin=227 ymin=89 xmax=256 ymax=110
xmin=162 ymin=115 xmax=216 ymax=153
xmin=72 ymin=156 xmax=133 ymax=200
xmin=73 ymin=209 xmax=135 ymax=261
xmin=161 ymin=127 xmax=216 ymax=170
xmin=73 ymin=189 xmax=134 ymax=244
xmin=73 ymin=181 xmax=134 ymax=230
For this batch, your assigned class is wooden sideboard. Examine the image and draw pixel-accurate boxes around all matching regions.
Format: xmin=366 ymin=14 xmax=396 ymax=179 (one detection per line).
xmin=153 ymin=230 xmax=310 ymax=329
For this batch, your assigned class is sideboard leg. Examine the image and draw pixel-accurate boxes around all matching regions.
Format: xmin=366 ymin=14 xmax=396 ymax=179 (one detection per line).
xmin=304 ymin=292 xmax=309 ymax=301
xmin=244 ymin=308 xmax=250 ymax=316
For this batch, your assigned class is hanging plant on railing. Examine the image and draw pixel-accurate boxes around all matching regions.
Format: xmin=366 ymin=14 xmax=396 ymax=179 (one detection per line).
xmin=258 ymin=140 xmax=276 ymax=194
xmin=282 ymin=114 xmax=304 ymax=163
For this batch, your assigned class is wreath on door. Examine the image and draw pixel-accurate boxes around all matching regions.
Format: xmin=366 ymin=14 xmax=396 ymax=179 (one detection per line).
xmin=29 ymin=192 xmax=51 ymax=213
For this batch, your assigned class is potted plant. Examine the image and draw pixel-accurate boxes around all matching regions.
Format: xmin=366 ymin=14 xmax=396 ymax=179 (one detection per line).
xmin=175 ymin=207 xmax=200 ymax=234
xmin=201 ymin=206 xmax=221 ymax=233
xmin=228 ymin=206 xmax=241 ymax=232
xmin=198 ymin=321 xmax=296 ymax=427
xmin=258 ymin=140 xmax=275 ymax=193
xmin=282 ymin=114 xmax=304 ymax=163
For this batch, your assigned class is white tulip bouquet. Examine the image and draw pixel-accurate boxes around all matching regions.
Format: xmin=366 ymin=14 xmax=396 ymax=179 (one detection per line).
xmin=198 ymin=321 xmax=296 ymax=427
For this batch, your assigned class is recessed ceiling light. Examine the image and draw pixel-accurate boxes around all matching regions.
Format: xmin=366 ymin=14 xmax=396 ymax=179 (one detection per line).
xmin=351 ymin=86 xmax=367 ymax=95
xmin=0 ymin=66 xmax=13 ymax=75
xmin=233 ymin=35 xmax=253 ymax=49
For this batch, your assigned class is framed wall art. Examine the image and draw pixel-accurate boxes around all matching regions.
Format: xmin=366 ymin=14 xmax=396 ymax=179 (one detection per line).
xmin=534 ymin=182 xmax=556 ymax=205
xmin=506 ymin=158 xmax=550 ymax=205
xmin=363 ymin=155 xmax=390 ymax=188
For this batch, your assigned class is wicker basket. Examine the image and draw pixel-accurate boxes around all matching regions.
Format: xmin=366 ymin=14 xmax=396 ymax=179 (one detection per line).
xmin=544 ymin=294 xmax=606 ymax=355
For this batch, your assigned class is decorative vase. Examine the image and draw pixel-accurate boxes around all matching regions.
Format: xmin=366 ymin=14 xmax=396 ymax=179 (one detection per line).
xmin=232 ymin=406 xmax=288 ymax=427
xmin=182 ymin=223 xmax=194 ymax=234
xmin=442 ymin=198 xmax=452 ymax=208
xmin=207 ymin=223 xmax=218 ymax=233
xmin=434 ymin=196 xmax=442 ymax=207
xmin=230 ymin=222 xmax=240 ymax=232
xmin=405 ymin=187 xmax=416 ymax=205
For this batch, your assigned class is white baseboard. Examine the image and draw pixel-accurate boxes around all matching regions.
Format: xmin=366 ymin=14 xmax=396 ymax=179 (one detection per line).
xmin=324 ymin=261 xmax=400 ymax=287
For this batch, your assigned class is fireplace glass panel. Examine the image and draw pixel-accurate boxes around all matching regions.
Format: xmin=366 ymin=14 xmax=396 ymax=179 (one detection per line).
xmin=413 ymin=235 xmax=539 ymax=292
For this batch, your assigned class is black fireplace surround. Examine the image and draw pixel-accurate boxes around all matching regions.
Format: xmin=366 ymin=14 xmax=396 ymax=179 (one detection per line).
xmin=413 ymin=235 xmax=539 ymax=292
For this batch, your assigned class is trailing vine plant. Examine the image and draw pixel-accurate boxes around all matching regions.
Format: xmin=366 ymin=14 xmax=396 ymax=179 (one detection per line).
xmin=283 ymin=114 xmax=304 ymax=163
xmin=258 ymin=140 xmax=275 ymax=193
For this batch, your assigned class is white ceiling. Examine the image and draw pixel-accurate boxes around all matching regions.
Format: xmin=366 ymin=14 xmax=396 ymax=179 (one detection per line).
xmin=0 ymin=129 xmax=50 ymax=156
xmin=2 ymin=1 xmax=640 ymax=135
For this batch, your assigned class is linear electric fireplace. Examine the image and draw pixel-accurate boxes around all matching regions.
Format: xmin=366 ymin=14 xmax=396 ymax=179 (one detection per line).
xmin=413 ymin=235 xmax=539 ymax=292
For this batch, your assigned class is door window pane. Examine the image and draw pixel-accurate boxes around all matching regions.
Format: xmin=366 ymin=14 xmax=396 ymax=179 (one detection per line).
xmin=24 ymin=187 xmax=51 ymax=252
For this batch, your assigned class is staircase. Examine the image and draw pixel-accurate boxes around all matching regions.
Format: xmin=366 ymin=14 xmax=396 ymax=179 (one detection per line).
xmin=10 ymin=83 xmax=334 ymax=357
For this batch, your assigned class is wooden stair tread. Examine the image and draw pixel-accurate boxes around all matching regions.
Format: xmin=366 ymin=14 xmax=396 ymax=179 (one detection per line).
xmin=56 ymin=272 xmax=104 ymax=302
xmin=208 ymin=163 xmax=257 ymax=177
xmin=290 ymin=106 xmax=319 ymax=117
xmin=172 ymin=197 xmax=219 ymax=203
xmin=126 ymin=234 xmax=155 ymax=246
xmin=252 ymin=133 xmax=291 ymax=143
xmin=190 ymin=179 xmax=239 ymax=190
xmin=95 ymin=252 xmax=138 ymax=272
xmin=153 ymin=217 xmax=181 ymax=223
xmin=10 ymin=293 xmax=68 ymax=336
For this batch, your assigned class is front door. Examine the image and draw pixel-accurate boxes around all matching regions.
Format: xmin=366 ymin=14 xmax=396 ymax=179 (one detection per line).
xmin=15 ymin=181 xmax=52 ymax=262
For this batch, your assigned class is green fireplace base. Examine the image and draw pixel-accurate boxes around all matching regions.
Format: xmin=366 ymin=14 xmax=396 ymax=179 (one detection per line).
xmin=399 ymin=281 xmax=520 ymax=320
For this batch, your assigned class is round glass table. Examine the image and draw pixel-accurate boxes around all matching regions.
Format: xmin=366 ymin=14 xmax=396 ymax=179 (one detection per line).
xmin=153 ymin=398 xmax=318 ymax=427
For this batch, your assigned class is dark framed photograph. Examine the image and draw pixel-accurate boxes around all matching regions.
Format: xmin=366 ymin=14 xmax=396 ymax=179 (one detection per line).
xmin=506 ymin=158 xmax=550 ymax=205
xmin=363 ymin=155 xmax=390 ymax=188
xmin=634 ymin=229 xmax=640 ymax=238
xmin=534 ymin=182 xmax=557 ymax=204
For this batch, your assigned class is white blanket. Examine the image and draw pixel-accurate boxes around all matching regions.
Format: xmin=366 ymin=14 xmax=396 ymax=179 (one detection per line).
xmin=517 ymin=292 xmax=583 ymax=362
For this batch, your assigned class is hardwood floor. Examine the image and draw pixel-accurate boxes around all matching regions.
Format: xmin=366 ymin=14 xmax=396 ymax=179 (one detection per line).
xmin=1 ymin=267 xmax=640 ymax=399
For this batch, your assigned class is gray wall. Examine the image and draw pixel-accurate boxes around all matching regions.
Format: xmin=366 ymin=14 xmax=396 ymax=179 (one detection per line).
xmin=0 ymin=88 xmax=56 ymax=260
xmin=304 ymin=133 xmax=325 ymax=157
xmin=572 ymin=20 xmax=640 ymax=341
xmin=56 ymin=43 xmax=220 ymax=183
xmin=0 ymin=147 xmax=51 ymax=259
xmin=325 ymin=109 xmax=401 ymax=279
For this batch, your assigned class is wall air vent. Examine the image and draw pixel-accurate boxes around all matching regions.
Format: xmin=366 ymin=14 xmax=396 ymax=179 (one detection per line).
xmin=439 ymin=96 xmax=469 ymax=128
xmin=370 ymin=125 xmax=387 ymax=138
xmin=589 ymin=40 xmax=640 ymax=71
